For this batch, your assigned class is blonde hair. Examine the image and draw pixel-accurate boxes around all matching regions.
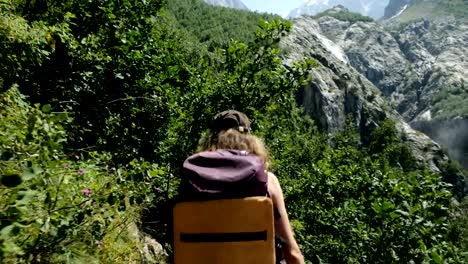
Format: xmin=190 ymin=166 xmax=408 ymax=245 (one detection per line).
xmin=197 ymin=129 xmax=270 ymax=169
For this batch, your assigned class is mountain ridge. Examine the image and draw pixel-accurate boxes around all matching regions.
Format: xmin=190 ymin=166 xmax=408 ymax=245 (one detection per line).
xmin=280 ymin=16 xmax=450 ymax=173
xmin=288 ymin=0 xmax=389 ymax=20
xmin=308 ymin=14 xmax=468 ymax=168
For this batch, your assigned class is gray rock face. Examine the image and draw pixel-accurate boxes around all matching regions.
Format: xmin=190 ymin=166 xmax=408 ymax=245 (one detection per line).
xmin=280 ymin=17 xmax=448 ymax=172
xmin=203 ymin=0 xmax=248 ymax=10
xmin=314 ymin=17 xmax=463 ymax=120
xmin=128 ymin=223 xmax=168 ymax=263
xmin=288 ymin=0 xmax=389 ymax=20
xmin=393 ymin=19 xmax=468 ymax=121
xmin=306 ymin=15 xmax=467 ymax=168
xmin=317 ymin=17 xmax=407 ymax=98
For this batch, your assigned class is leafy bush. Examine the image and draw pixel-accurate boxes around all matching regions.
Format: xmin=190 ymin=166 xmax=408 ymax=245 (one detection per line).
xmin=1 ymin=0 xmax=315 ymax=260
xmin=440 ymin=0 xmax=468 ymax=19
xmin=266 ymin=115 xmax=466 ymax=263
xmin=448 ymin=197 xmax=468 ymax=252
xmin=1 ymin=0 xmax=467 ymax=263
xmin=0 ymin=87 xmax=167 ymax=263
xmin=368 ymin=120 xmax=416 ymax=171
xmin=432 ymin=85 xmax=468 ymax=120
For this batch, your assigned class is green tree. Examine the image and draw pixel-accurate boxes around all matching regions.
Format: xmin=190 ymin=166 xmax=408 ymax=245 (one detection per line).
xmin=1 ymin=0 xmax=466 ymax=262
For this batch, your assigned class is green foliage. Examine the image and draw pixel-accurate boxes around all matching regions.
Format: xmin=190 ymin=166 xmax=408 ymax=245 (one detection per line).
xmin=440 ymin=0 xmax=468 ymax=18
xmin=0 ymin=10 xmax=66 ymax=94
xmin=1 ymin=0 xmax=316 ymax=260
xmin=0 ymin=87 xmax=168 ymax=262
xmin=448 ymin=197 xmax=468 ymax=252
xmin=432 ymin=84 xmax=468 ymax=120
xmin=266 ymin=115 xmax=466 ymax=263
xmin=368 ymin=119 xmax=416 ymax=171
xmin=394 ymin=0 xmax=468 ymax=23
xmin=312 ymin=8 xmax=374 ymax=23
xmin=167 ymin=0 xmax=283 ymax=49
xmin=439 ymin=160 xmax=467 ymax=201
xmin=0 ymin=0 xmax=467 ymax=262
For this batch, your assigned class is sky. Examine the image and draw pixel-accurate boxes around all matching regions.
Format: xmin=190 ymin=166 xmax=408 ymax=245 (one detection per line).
xmin=243 ymin=0 xmax=305 ymax=17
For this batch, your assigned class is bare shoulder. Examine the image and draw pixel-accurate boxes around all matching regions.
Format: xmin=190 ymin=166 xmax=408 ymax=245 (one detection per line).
xmin=267 ymin=171 xmax=279 ymax=182
xmin=266 ymin=171 xmax=282 ymax=196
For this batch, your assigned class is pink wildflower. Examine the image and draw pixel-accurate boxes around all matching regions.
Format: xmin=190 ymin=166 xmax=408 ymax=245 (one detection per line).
xmin=82 ymin=188 xmax=91 ymax=197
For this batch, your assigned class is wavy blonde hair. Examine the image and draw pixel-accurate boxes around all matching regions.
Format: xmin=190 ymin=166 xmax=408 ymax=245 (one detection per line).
xmin=197 ymin=128 xmax=270 ymax=169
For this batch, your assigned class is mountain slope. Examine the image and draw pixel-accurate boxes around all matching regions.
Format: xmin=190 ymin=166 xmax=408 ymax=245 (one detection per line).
xmin=203 ymin=0 xmax=248 ymax=10
xmin=168 ymin=0 xmax=281 ymax=47
xmin=384 ymin=0 xmax=468 ymax=22
xmin=288 ymin=0 xmax=390 ymax=19
xmin=383 ymin=0 xmax=415 ymax=19
xmin=306 ymin=13 xmax=468 ymax=168
xmin=280 ymin=17 xmax=449 ymax=173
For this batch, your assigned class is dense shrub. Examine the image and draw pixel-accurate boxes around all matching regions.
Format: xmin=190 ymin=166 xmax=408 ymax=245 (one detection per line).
xmin=0 ymin=0 xmax=467 ymax=262
xmin=0 ymin=87 xmax=168 ymax=263
xmin=265 ymin=113 xmax=466 ymax=263
xmin=432 ymin=85 xmax=468 ymax=120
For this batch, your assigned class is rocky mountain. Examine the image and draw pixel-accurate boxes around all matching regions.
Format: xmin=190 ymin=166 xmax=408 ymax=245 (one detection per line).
xmin=281 ymin=17 xmax=444 ymax=172
xmin=288 ymin=0 xmax=389 ymax=20
xmin=286 ymin=6 xmax=468 ymax=169
xmin=203 ymin=0 xmax=248 ymax=10
xmin=280 ymin=14 xmax=466 ymax=193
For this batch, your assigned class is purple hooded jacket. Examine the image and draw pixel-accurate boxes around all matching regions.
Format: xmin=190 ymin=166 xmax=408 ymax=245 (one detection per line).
xmin=178 ymin=149 xmax=269 ymax=201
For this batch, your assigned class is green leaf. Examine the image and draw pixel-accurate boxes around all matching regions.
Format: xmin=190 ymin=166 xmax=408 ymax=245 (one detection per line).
xmin=431 ymin=249 xmax=443 ymax=264
xmin=22 ymin=165 xmax=43 ymax=181
xmin=395 ymin=209 xmax=410 ymax=217
xmin=41 ymin=104 xmax=52 ymax=113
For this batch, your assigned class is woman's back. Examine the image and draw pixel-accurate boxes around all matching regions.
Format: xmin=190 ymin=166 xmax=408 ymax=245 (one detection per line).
xmin=175 ymin=110 xmax=304 ymax=264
